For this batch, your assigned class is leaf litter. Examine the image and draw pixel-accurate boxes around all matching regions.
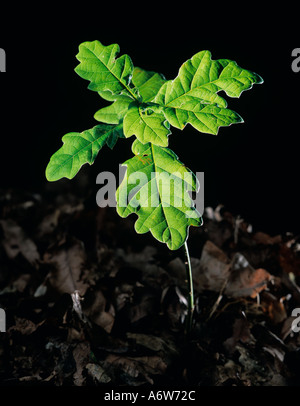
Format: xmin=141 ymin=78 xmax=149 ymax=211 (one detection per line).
xmin=0 ymin=186 xmax=300 ymax=386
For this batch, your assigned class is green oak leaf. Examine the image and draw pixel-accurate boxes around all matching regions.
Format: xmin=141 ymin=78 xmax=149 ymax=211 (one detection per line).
xmin=132 ymin=67 xmax=166 ymax=102
xmin=154 ymin=50 xmax=263 ymax=134
xmin=163 ymin=104 xmax=243 ymax=133
xmin=94 ymin=67 xmax=166 ymax=125
xmin=97 ymin=90 xmax=132 ymax=102
xmin=116 ymin=140 xmax=202 ymax=250
xmin=46 ymin=124 xmax=123 ymax=181
xmin=123 ymin=104 xmax=171 ymax=147
xmin=75 ymin=40 xmax=136 ymax=99
xmin=94 ymin=98 xmax=132 ymax=124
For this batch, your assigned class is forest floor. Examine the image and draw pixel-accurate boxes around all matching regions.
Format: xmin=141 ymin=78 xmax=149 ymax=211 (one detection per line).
xmin=0 ymin=178 xmax=300 ymax=388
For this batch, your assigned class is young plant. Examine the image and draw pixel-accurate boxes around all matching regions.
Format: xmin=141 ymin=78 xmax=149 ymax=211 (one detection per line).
xmin=46 ymin=41 xmax=263 ymax=333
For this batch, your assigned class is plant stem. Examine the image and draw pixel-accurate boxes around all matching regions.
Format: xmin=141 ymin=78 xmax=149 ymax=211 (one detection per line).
xmin=184 ymin=241 xmax=194 ymax=336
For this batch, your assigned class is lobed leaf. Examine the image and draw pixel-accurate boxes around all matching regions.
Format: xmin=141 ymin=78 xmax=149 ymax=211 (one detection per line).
xmin=132 ymin=67 xmax=166 ymax=102
xmin=123 ymin=104 xmax=171 ymax=147
xmin=116 ymin=140 xmax=202 ymax=250
xmin=94 ymin=67 xmax=166 ymax=127
xmin=154 ymin=50 xmax=263 ymax=135
xmin=163 ymin=104 xmax=243 ymax=133
xmin=94 ymin=98 xmax=132 ymax=124
xmin=75 ymin=40 xmax=135 ymax=99
xmin=46 ymin=124 xmax=123 ymax=181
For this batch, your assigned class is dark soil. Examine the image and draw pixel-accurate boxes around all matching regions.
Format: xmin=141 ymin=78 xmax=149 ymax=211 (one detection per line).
xmin=1 ymin=179 xmax=300 ymax=387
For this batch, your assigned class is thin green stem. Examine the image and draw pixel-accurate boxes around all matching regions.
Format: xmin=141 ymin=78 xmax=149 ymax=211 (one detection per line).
xmin=184 ymin=241 xmax=194 ymax=336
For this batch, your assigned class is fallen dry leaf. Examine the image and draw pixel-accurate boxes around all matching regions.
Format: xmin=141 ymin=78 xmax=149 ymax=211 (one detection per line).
xmin=83 ymin=288 xmax=115 ymax=333
xmin=126 ymin=333 xmax=178 ymax=358
xmin=0 ymin=219 xmax=40 ymax=266
xmin=196 ymin=241 xmax=271 ymax=298
xmin=36 ymin=208 xmax=61 ymax=238
xmin=102 ymin=353 xmax=167 ymax=385
xmin=44 ymin=236 xmax=89 ymax=296
xmin=279 ymin=242 xmax=300 ymax=276
xmin=261 ymin=291 xmax=288 ymax=324
xmin=195 ymin=240 xmax=231 ymax=292
xmin=226 ymin=266 xmax=271 ymax=298
xmin=1 ymin=188 xmax=300 ymax=387
xmin=8 ymin=317 xmax=40 ymax=336
xmin=223 ymin=316 xmax=253 ymax=354
xmin=72 ymin=341 xmax=91 ymax=386
xmin=253 ymin=231 xmax=282 ymax=245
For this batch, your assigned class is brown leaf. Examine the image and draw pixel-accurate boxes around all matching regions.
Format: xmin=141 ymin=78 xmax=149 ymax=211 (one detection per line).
xmin=44 ymin=237 xmax=89 ymax=296
xmin=253 ymin=231 xmax=282 ymax=245
xmin=196 ymin=240 xmax=231 ymax=291
xmin=129 ymin=291 xmax=157 ymax=324
xmin=161 ymin=286 xmax=188 ymax=331
xmin=127 ymin=332 xmax=178 ymax=355
xmin=223 ymin=317 xmax=253 ymax=354
xmin=12 ymin=274 xmax=32 ymax=293
xmin=196 ymin=241 xmax=271 ymax=298
xmin=227 ymin=266 xmax=271 ymax=298
xmin=72 ymin=342 xmax=91 ymax=386
xmin=279 ymin=242 xmax=300 ymax=276
xmin=0 ymin=219 xmax=40 ymax=266
xmin=36 ymin=209 xmax=61 ymax=238
xmin=83 ymin=289 xmax=115 ymax=333
xmin=8 ymin=317 xmax=41 ymax=335
xmin=103 ymin=354 xmax=167 ymax=385
xmin=261 ymin=291 xmax=287 ymax=324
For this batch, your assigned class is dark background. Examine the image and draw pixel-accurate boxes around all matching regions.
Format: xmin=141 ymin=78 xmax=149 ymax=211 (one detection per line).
xmin=0 ymin=8 xmax=299 ymax=236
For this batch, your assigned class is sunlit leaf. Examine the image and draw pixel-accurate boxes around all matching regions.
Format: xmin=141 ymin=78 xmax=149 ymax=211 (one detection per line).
xmin=123 ymin=104 xmax=171 ymax=147
xmin=132 ymin=67 xmax=166 ymax=102
xmin=75 ymin=40 xmax=135 ymax=99
xmin=116 ymin=140 xmax=202 ymax=250
xmin=154 ymin=50 xmax=263 ymax=135
xmin=46 ymin=124 xmax=123 ymax=181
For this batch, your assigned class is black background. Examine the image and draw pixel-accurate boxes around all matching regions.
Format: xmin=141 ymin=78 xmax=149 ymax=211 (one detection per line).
xmin=0 ymin=7 xmax=299 ymax=236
